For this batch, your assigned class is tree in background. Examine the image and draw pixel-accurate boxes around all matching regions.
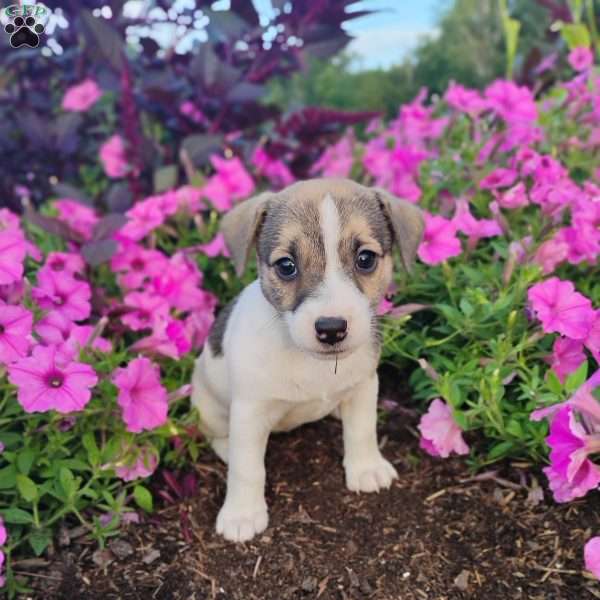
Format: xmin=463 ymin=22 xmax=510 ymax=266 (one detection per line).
xmin=268 ymin=0 xmax=561 ymax=116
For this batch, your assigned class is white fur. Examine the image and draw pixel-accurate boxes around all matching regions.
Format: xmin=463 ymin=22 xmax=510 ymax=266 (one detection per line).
xmin=191 ymin=195 xmax=397 ymax=542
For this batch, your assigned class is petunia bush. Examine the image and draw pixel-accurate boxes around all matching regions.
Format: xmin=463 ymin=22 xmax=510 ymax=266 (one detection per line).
xmin=2 ymin=32 xmax=600 ymax=599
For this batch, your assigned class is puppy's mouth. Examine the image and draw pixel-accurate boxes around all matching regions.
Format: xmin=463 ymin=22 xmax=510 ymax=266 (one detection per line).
xmin=311 ymin=346 xmax=352 ymax=360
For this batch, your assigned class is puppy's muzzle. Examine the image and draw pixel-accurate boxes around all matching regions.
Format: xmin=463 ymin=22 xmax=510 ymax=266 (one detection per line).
xmin=315 ymin=316 xmax=348 ymax=346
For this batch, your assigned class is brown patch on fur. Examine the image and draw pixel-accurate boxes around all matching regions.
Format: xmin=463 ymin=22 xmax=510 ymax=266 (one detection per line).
xmin=257 ymin=191 xmax=326 ymax=313
xmin=207 ymin=295 xmax=239 ymax=356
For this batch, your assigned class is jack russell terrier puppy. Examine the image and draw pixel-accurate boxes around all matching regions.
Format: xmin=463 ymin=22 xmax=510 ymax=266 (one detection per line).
xmin=191 ymin=178 xmax=424 ymax=542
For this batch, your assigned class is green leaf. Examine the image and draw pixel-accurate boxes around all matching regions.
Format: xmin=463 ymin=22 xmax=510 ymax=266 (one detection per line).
xmin=30 ymin=530 xmax=52 ymax=556
xmin=506 ymin=420 xmax=523 ymax=438
xmin=133 ymin=485 xmax=153 ymax=513
xmin=0 ymin=465 xmax=17 ymax=490
xmin=561 ymin=23 xmax=591 ymax=49
xmin=16 ymin=474 xmax=39 ymax=503
xmin=1 ymin=507 xmax=34 ymax=524
xmin=565 ymin=361 xmax=588 ymax=393
xmin=82 ymin=433 xmax=100 ymax=467
xmin=59 ymin=467 xmax=77 ymax=499
xmin=546 ymin=370 xmax=563 ymax=395
xmin=459 ymin=298 xmax=474 ymax=317
xmin=488 ymin=441 xmax=514 ymax=460
xmin=593 ymin=387 xmax=600 ymax=402
xmin=17 ymin=448 xmax=36 ymax=475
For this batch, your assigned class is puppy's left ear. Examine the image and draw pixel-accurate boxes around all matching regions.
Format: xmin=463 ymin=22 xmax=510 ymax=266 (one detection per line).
xmin=375 ymin=188 xmax=424 ymax=273
xmin=220 ymin=192 xmax=273 ymax=277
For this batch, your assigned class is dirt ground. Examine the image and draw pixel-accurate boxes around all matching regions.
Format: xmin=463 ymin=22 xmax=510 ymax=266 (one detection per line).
xmin=21 ymin=410 xmax=600 ymax=600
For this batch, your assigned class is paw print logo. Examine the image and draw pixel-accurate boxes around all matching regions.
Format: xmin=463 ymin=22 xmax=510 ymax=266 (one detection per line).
xmin=5 ymin=15 xmax=45 ymax=48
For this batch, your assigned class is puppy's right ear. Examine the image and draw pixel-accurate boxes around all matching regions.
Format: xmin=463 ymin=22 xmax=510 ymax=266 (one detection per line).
xmin=220 ymin=192 xmax=273 ymax=277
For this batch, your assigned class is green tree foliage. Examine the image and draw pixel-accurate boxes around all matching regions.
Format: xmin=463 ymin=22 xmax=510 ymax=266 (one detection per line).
xmin=268 ymin=0 xmax=552 ymax=116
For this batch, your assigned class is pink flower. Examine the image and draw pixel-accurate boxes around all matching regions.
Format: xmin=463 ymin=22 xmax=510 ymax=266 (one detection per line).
xmin=453 ymin=198 xmax=502 ymax=245
xmin=484 ymin=80 xmax=538 ymax=124
xmin=8 ymin=345 xmax=98 ymax=414
xmin=112 ymin=357 xmax=168 ymax=432
xmin=179 ymin=101 xmax=208 ymax=125
xmin=115 ymin=446 xmax=159 ymax=482
xmin=110 ymin=241 xmax=168 ymax=291
xmin=377 ymin=297 xmax=393 ymax=316
xmin=120 ymin=197 xmax=166 ymax=241
xmin=202 ymin=154 xmax=255 ymax=212
xmin=0 ymin=229 xmax=26 ymax=285
xmin=585 ymin=312 xmax=600 ymax=363
xmin=568 ymin=46 xmax=594 ymax=72
xmin=548 ymin=337 xmax=586 ymax=384
xmin=444 ymin=81 xmax=486 ymax=115
xmin=150 ymin=252 xmax=206 ymax=311
xmin=495 ymin=182 xmax=529 ymax=209
xmin=131 ymin=317 xmax=192 ymax=360
xmin=32 ymin=270 xmax=91 ymax=322
xmin=0 ymin=517 xmax=6 ymax=545
xmin=252 ymin=146 xmax=295 ymax=188
xmin=0 ymin=301 xmax=33 ymax=364
xmin=417 ymin=213 xmax=462 ymax=265
xmin=310 ymin=136 xmax=354 ymax=178
xmin=185 ymin=309 xmax=216 ymax=350
xmin=418 ymin=399 xmax=469 ymax=458
xmin=198 ymin=233 xmax=230 ymax=258
xmin=479 ymin=168 xmax=517 ymax=190
xmin=585 ymin=537 xmax=600 ymax=579
xmin=121 ymin=292 xmax=170 ymax=331
xmin=62 ymin=79 xmax=102 ymax=112
xmin=99 ymin=134 xmax=129 ymax=178
xmin=544 ymin=406 xmax=600 ymax=502
xmin=41 ymin=251 xmax=85 ymax=277
xmin=174 ymin=185 xmax=206 ymax=213
xmin=533 ymin=235 xmax=569 ymax=274
xmin=527 ymin=278 xmax=595 ymax=339
xmin=53 ymin=199 xmax=99 ymax=241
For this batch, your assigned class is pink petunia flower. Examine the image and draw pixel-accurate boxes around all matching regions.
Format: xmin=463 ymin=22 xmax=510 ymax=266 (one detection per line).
xmin=131 ymin=317 xmax=192 ymax=360
xmin=495 ymin=182 xmax=529 ymax=209
xmin=121 ymin=291 xmax=170 ymax=331
xmin=0 ymin=301 xmax=33 ymax=364
xmin=444 ymin=81 xmax=486 ymax=116
xmin=585 ymin=537 xmax=600 ymax=579
xmin=548 ymin=337 xmax=586 ymax=384
xmin=0 ymin=229 xmax=26 ymax=285
xmin=585 ymin=312 xmax=600 ymax=363
xmin=568 ymin=46 xmax=594 ymax=72
xmin=252 ymin=146 xmax=295 ymax=188
xmin=527 ymin=277 xmax=595 ymax=339
xmin=62 ymin=79 xmax=102 ymax=112
xmin=197 ymin=233 xmax=230 ymax=258
xmin=99 ymin=134 xmax=129 ymax=178
xmin=0 ymin=517 xmax=6 ymax=587
xmin=119 ymin=196 xmax=166 ymax=241
xmin=41 ymin=251 xmax=86 ymax=277
xmin=533 ymin=235 xmax=569 ymax=274
xmin=479 ymin=168 xmax=518 ymax=190
xmin=32 ymin=269 xmax=91 ymax=322
xmin=184 ymin=309 xmax=216 ymax=350
xmin=53 ymin=199 xmax=99 ymax=241
xmin=417 ymin=213 xmax=462 ymax=265
xmin=202 ymin=154 xmax=255 ymax=213
xmin=543 ymin=406 xmax=600 ymax=503
xmin=174 ymin=185 xmax=206 ymax=213
xmin=377 ymin=297 xmax=393 ymax=316
xmin=112 ymin=357 xmax=168 ymax=432
xmin=453 ymin=198 xmax=502 ymax=248
xmin=114 ymin=446 xmax=159 ymax=482
xmin=110 ymin=240 xmax=169 ymax=291
xmin=310 ymin=136 xmax=354 ymax=179
xmin=484 ymin=80 xmax=538 ymax=124
xmin=418 ymin=398 xmax=469 ymax=458
xmin=8 ymin=345 xmax=98 ymax=414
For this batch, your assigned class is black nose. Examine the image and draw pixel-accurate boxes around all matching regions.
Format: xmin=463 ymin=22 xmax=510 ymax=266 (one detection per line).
xmin=315 ymin=317 xmax=348 ymax=345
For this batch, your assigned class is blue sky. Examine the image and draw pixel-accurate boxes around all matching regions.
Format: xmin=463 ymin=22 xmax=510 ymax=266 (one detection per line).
xmin=344 ymin=0 xmax=448 ymax=69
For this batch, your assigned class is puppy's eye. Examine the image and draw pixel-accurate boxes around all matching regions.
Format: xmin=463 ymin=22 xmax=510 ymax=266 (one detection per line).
xmin=274 ymin=257 xmax=298 ymax=280
xmin=356 ymin=250 xmax=377 ymax=273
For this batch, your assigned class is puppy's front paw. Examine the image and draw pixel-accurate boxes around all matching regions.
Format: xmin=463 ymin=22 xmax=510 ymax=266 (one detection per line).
xmin=216 ymin=501 xmax=268 ymax=542
xmin=345 ymin=456 xmax=398 ymax=493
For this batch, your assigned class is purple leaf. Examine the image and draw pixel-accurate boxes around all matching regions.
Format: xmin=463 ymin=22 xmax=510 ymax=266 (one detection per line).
xmin=80 ymin=239 xmax=118 ymax=266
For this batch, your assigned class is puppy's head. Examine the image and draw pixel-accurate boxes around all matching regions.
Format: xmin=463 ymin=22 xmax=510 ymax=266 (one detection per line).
xmin=221 ymin=178 xmax=424 ymax=359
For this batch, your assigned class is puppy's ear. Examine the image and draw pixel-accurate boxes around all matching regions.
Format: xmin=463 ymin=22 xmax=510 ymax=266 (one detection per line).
xmin=375 ymin=188 xmax=424 ymax=273
xmin=220 ymin=192 xmax=273 ymax=277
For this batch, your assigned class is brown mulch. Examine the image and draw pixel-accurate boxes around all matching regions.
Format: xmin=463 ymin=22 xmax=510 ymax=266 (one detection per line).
xmin=22 ymin=413 xmax=600 ymax=600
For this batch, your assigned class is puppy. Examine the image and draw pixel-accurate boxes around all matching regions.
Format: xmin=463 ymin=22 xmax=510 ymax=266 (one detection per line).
xmin=191 ymin=178 xmax=424 ymax=542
